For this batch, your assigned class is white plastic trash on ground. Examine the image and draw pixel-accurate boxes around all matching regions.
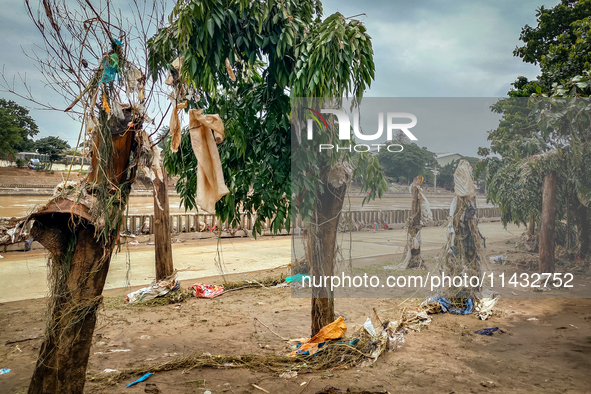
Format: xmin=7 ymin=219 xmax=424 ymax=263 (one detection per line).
xmin=126 ymin=273 xmax=179 ymax=303
xmin=474 ymin=289 xmax=500 ymax=320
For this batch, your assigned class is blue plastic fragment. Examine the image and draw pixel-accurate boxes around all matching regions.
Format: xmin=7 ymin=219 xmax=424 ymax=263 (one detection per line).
xmin=286 ymin=274 xmax=308 ymax=283
xmin=125 ymin=372 xmax=152 ymax=388
xmin=434 ymin=297 xmax=474 ymax=315
xmin=474 ymin=327 xmax=505 ymax=336
xmin=335 ymin=338 xmax=360 ymax=346
xmin=0 ymin=368 xmax=10 ymax=375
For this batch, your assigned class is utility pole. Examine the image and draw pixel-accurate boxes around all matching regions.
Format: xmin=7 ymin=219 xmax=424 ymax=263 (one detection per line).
xmin=434 ymin=163 xmax=437 ymax=193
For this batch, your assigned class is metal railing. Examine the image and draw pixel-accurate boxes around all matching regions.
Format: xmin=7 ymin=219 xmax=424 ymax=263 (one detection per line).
xmin=122 ymin=207 xmax=501 ymax=235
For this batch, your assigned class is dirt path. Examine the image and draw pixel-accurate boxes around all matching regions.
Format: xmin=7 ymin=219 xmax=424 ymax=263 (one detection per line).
xmin=1 ymin=285 xmax=590 ymax=393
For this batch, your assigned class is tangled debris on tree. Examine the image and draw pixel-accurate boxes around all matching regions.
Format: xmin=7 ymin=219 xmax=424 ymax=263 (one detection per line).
xmin=13 ymin=35 xmax=157 ymax=394
xmin=403 ymin=175 xmax=432 ymax=269
xmin=436 ymin=160 xmax=487 ymax=301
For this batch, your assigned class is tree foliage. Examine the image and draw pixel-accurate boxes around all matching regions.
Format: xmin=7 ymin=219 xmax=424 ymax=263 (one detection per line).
xmin=0 ymin=108 xmax=23 ymax=158
xmin=0 ymin=98 xmax=39 ymax=153
xmin=513 ymin=0 xmax=591 ymax=94
xmin=376 ymin=133 xmax=436 ymax=184
xmin=36 ymin=136 xmax=70 ymax=167
xmin=151 ymin=0 xmax=385 ymax=236
xmin=479 ymin=0 xmax=591 ymax=254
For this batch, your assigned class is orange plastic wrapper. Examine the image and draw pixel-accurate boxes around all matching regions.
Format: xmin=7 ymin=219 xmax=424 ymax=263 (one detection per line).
xmin=289 ymin=316 xmax=347 ymax=356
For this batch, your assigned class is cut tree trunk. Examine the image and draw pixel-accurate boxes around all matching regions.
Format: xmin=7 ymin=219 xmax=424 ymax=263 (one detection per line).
xmin=25 ymin=106 xmax=142 ymax=393
xmin=539 ymin=171 xmax=557 ymax=273
xmin=309 ymin=167 xmax=348 ymax=336
xmin=27 ymin=214 xmax=113 ymax=394
xmin=406 ymin=175 xmax=423 ymax=269
xmin=153 ymin=166 xmax=173 ymax=280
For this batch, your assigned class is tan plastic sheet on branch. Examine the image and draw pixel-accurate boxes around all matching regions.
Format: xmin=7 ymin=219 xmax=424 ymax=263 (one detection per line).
xmin=189 ymin=109 xmax=229 ymax=214
xmin=453 ymin=160 xmax=476 ymax=198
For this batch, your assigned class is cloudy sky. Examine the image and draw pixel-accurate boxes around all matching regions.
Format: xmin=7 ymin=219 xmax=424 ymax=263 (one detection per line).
xmin=0 ymin=0 xmax=557 ymax=156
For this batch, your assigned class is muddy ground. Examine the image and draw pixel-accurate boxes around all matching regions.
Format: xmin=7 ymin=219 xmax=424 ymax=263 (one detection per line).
xmin=1 ymin=240 xmax=591 ymax=394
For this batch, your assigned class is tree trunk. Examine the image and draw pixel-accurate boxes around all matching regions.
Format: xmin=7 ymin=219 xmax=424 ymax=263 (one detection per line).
xmin=528 ymin=215 xmax=535 ymax=237
xmin=27 ymin=214 xmax=113 ymax=394
xmin=577 ymin=201 xmax=590 ymax=259
xmin=308 ymin=168 xmax=348 ymax=336
xmin=539 ymin=171 xmax=557 ymax=273
xmin=153 ymin=166 xmax=174 ymax=280
xmin=406 ymin=175 xmax=423 ymax=269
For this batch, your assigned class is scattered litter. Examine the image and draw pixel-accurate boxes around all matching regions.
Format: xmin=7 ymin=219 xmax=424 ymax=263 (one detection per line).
xmin=279 ymin=370 xmax=298 ymax=379
xmin=126 ymin=274 xmax=180 ymax=303
xmin=362 ymin=317 xmax=377 ymax=338
xmin=286 ymin=274 xmax=307 ymax=283
xmin=103 ymin=368 xmax=118 ymax=373
xmin=511 ymin=291 xmax=519 ymax=296
xmin=0 ymin=255 xmax=3 ymax=259
xmin=474 ymin=327 xmax=505 ymax=336
xmin=139 ymin=335 xmax=151 ymax=340
xmin=570 ymin=324 xmax=579 ymax=329
xmin=191 ymin=283 xmax=224 ymax=298
xmin=481 ymin=381 xmax=497 ymax=388
xmin=119 ymin=232 xmax=136 ymax=238
xmin=429 ymin=297 xmax=474 ymax=315
xmin=474 ymin=290 xmax=500 ymax=320
xmin=289 ymin=316 xmax=347 ymax=356
xmin=527 ymin=317 xmax=538 ymax=321
xmin=94 ymin=349 xmax=131 ymax=355
xmin=0 ymin=368 xmax=10 ymax=375
xmin=489 ymin=255 xmax=507 ymax=264
xmin=129 ymin=240 xmax=139 ymax=245
xmin=252 ymin=383 xmax=270 ymax=393
xmin=125 ymin=372 xmax=152 ymax=388
xmin=204 ymin=391 xmax=212 ymax=394
xmin=102 ymin=310 xmax=428 ymax=382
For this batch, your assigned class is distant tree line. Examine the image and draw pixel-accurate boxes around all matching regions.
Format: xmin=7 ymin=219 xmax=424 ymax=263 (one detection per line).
xmin=0 ymin=98 xmax=71 ymax=168
xmin=368 ymin=131 xmax=483 ymax=190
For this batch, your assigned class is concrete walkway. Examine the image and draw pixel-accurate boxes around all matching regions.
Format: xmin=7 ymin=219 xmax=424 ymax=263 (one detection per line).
xmin=0 ymin=222 xmax=521 ymax=302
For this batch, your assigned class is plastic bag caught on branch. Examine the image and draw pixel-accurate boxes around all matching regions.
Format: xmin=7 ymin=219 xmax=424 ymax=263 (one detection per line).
xmin=188 ymin=109 xmax=229 ymax=214
xmin=453 ymin=160 xmax=476 ymax=198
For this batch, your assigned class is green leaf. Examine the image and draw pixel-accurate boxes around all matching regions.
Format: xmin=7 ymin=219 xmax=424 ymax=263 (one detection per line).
xmin=207 ymin=18 xmax=215 ymax=38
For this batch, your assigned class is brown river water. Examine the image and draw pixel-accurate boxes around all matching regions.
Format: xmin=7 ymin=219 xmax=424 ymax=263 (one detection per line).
xmin=0 ymin=194 xmax=493 ymax=218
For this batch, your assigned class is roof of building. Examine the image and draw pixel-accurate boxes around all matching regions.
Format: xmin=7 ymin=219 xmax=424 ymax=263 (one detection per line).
xmin=435 ymin=152 xmax=463 ymax=159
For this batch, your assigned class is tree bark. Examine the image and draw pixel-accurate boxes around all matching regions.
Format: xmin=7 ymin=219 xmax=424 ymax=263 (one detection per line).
xmin=309 ymin=168 xmax=347 ymax=336
xmin=539 ymin=171 xmax=557 ymax=273
xmin=528 ymin=215 xmax=535 ymax=237
xmin=27 ymin=214 xmax=112 ymax=394
xmin=406 ymin=175 xmax=423 ymax=269
xmin=577 ymin=201 xmax=590 ymax=259
xmin=153 ymin=166 xmax=174 ymax=280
